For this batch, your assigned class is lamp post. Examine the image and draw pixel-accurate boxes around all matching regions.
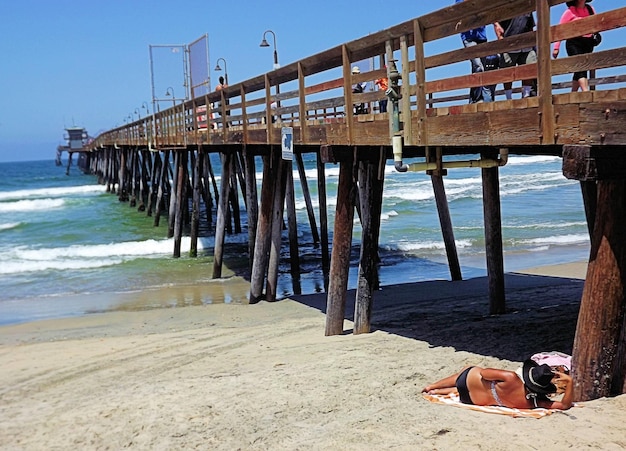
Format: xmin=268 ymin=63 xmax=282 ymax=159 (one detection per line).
xmin=260 ymin=30 xmax=279 ymax=70
xmin=165 ymin=87 xmax=176 ymax=107
xmin=214 ymin=57 xmax=229 ymax=85
xmin=134 ymin=108 xmax=141 ymax=120
xmin=141 ymin=101 xmax=151 ymax=115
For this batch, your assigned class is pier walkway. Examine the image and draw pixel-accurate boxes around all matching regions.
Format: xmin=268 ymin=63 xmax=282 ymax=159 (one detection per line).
xmin=85 ymin=0 xmax=626 ymax=401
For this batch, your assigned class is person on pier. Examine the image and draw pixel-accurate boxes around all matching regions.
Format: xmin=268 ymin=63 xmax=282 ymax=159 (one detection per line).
xmin=422 ymin=358 xmax=574 ymax=410
xmin=494 ymin=13 xmax=537 ymax=99
xmin=455 ymin=0 xmax=494 ymax=103
xmin=351 ymin=66 xmax=368 ymax=115
xmin=552 ymin=0 xmax=599 ymax=92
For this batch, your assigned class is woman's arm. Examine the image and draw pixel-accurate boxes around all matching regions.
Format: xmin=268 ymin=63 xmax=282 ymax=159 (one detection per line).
xmin=540 ymin=372 xmax=574 ymax=410
xmin=553 ymin=9 xmax=577 ymax=55
xmin=479 ymin=368 xmax=515 ymax=382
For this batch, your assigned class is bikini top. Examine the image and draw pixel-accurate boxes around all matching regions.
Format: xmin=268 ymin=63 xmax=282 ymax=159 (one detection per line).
xmin=490 ymin=381 xmax=504 ymax=406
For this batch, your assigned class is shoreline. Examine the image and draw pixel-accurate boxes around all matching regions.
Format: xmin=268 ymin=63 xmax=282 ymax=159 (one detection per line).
xmin=3 ymin=259 xmax=626 ymax=450
xmin=0 ymin=259 xmax=589 ymax=330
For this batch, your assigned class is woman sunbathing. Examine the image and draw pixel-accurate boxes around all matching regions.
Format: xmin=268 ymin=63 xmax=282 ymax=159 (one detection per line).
xmin=422 ymin=359 xmax=574 ymax=410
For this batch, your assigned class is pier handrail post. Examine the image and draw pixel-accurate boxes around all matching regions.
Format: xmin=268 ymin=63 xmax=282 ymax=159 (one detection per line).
xmin=536 ymin=0 xmax=555 ymax=144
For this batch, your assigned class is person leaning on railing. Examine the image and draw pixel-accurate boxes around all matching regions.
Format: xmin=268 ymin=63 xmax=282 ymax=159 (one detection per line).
xmin=552 ymin=0 xmax=599 ymax=92
xmin=455 ymin=0 xmax=495 ymax=103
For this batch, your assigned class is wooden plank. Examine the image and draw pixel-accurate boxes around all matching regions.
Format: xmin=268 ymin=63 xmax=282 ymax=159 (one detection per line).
xmin=552 ymin=48 xmax=626 ymax=78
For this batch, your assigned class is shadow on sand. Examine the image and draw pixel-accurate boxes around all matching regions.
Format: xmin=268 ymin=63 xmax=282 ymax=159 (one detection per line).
xmin=290 ymin=273 xmax=584 ymax=363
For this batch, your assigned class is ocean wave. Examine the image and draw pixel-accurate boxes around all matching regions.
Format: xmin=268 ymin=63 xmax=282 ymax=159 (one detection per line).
xmin=0 ymin=233 xmax=254 ymax=275
xmin=0 ymin=184 xmax=106 ymax=201
xmin=385 ymin=239 xmax=473 ymax=252
xmin=0 ymin=222 xmax=21 ymax=231
xmin=0 ymin=198 xmax=65 ymax=213
xmin=515 ymin=234 xmax=590 ymax=246
xmin=505 ymin=221 xmax=587 ymax=230
xmin=506 ymin=155 xmax=561 ymax=165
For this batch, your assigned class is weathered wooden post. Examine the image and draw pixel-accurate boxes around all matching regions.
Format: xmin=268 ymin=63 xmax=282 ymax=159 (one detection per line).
xmin=295 ymin=152 xmax=320 ymax=244
xmin=190 ymin=148 xmax=202 ymax=257
xmin=481 ymin=149 xmax=505 ymax=314
xmin=354 ymin=149 xmax=385 ymax=334
xmin=429 ymin=148 xmax=462 ymax=281
xmin=317 ymin=148 xmax=330 ymax=290
xmin=266 ymin=159 xmax=288 ymax=302
xmin=285 ymin=160 xmax=302 ymax=295
xmin=154 ymin=150 xmax=169 ymax=228
xmin=325 ymin=147 xmax=357 ymax=336
xmin=167 ymin=152 xmax=179 ymax=238
xmin=213 ymin=151 xmax=233 ymax=278
xmin=243 ymin=146 xmax=259 ymax=269
xmin=172 ymin=151 xmax=187 ymax=258
xmin=563 ymin=145 xmax=626 ymax=400
xmin=250 ymin=150 xmax=278 ymax=302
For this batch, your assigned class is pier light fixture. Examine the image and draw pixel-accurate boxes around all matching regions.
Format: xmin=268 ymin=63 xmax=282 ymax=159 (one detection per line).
xmin=260 ymin=30 xmax=279 ymax=70
xmin=214 ymin=57 xmax=229 ymax=85
xmin=134 ymin=108 xmax=141 ymax=120
xmin=165 ymin=87 xmax=176 ymax=107
xmin=141 ymin=101 xmax=150 ymax=115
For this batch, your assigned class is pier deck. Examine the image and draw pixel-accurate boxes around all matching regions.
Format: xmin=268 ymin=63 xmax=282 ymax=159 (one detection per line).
xmin=85 ymin=0 xmax=626 ymax=401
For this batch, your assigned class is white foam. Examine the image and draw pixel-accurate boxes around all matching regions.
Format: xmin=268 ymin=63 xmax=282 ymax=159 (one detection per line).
xmin=0 ymin=184 xmax=106 ymax=201
xmin=0 ymin=198 xmax=65 ymax=213
xmin=517 ymin=234 xmax=590 ymax=246
xmin=506 ymin=155 xmax=560 ymax=165
xmin=386 ymin=239 xmax=473 ymax=252
xmin=0 ymin=222 xmax=20 ymax=231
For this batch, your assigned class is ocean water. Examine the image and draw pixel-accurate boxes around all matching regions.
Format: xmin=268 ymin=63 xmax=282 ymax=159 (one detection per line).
xmin=0 ymin=155 xmax=590 ymax=325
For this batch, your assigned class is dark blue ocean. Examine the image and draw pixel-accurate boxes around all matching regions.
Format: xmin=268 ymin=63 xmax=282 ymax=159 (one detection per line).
xmin=0 ymin=155 xmax=590 ymax=325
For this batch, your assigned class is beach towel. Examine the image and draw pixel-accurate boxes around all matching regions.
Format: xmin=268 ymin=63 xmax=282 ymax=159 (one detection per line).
xmin=422 ymin=392 xmax=556 ymax=419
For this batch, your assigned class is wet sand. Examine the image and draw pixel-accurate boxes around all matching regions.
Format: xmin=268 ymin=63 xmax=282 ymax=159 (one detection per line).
xmin=2 ymin=260 xmax=625 ymax=450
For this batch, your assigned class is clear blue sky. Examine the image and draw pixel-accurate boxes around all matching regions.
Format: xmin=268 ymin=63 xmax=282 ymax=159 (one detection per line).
xmin=0 ymin=0 xmax=622 ymax=162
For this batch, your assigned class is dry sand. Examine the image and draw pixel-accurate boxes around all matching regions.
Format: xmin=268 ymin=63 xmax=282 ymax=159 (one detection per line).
xmin=1 ymin=261 xmax=625 ymax=450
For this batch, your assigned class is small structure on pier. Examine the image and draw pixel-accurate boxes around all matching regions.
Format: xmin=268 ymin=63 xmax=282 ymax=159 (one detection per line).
xmin=56 ymin=126 xmax=91 ymax=175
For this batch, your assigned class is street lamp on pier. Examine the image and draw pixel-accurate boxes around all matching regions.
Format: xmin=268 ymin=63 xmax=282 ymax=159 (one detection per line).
xmin=141 ymin=101 xmax=150 ymax=115
xmin=259 ymin=30 xmax=279 ymax=70
xmin=214 ymin=57 xmax=229 ymax=85
xmin=134 ymin=108 xmax=141 ymax=120
xmin=165 ymin=87 xmax=176 ymax=107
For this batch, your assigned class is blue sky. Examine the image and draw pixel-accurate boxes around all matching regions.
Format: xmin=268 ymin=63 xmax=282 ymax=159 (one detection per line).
xmin=0 ymin=0 xmax=622 ymax=162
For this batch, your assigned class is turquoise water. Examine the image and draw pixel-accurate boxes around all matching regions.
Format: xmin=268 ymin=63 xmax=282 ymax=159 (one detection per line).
xmin=0 ymin=155 xmax=590 ymax=325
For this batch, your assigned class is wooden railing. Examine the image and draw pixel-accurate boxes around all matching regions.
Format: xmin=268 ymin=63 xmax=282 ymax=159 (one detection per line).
xmin=89 ymin=0 xmax=626 ymax=152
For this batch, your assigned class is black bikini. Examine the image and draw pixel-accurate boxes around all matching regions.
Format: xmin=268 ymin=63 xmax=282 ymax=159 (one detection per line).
xmin=455 ymin=366 xmax=474 ymax=405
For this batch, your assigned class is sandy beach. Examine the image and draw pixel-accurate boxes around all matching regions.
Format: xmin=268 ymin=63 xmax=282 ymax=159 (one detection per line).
xmin=2 ymin=261 xmax=625 ymax=450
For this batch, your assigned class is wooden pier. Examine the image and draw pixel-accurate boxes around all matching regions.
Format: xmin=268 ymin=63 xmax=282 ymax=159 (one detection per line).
xmin=86 ymin=0 xmax=626 ymax=401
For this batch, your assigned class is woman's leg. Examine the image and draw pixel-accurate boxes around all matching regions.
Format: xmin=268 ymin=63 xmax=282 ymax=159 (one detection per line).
xmin=422 ymin=366 xmax=472 ymax=393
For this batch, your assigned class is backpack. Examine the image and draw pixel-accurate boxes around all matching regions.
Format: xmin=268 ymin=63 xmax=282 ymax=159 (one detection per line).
xmin=586 ymin=4 xmax=602 ymax=47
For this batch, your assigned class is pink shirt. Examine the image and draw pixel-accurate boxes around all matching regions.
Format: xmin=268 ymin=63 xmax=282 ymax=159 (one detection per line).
xmin=553 ymin=4 xmax=595 ymax=52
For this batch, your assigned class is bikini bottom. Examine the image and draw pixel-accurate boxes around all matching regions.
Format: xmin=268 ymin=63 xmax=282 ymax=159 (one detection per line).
xmin=455 ymin=366 xmax=475 ymax=405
